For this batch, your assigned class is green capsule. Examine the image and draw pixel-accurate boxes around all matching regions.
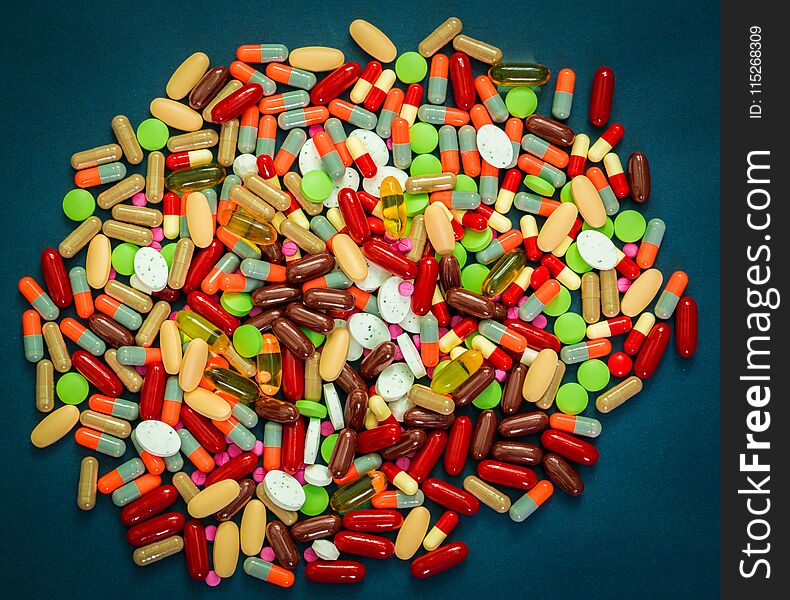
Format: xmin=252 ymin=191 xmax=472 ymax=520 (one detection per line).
xmin=488 ymin=62 xmax=550 ymax=86
xmin=204 ymin=367 xmax=259 ymax=403
xmin=163 ymin=452 xmax=184 ymax=473
xmin=165 ymin=164 xmax=226 ymax=193
xmin=428 ymin=75 xmax=448 ymax=105
xmin=391 ymin=489 xmax=425 ymax=509
xmin=345 ymin=105 xmax=377 ymax=130
xmin=309 ymin=215 xmax=338 ymax=242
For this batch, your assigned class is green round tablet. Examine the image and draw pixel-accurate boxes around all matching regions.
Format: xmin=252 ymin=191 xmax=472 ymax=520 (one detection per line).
xmin=159 ymin=243 xmax=177 ymax=269
xmin=523 ymin=174 xmax=555 ymax=196
xmin=410 ymin=154 xmax=442 ymax=176
xmin=56 ymin=372 xmax=89 ymax=405
xmin=63 ymin=189 xmax=95 ymax=221
xmin=565 ymin=243 xmax=593 ymax=274
xmin=553 ymin=312 xmax=587 ymax=344
xmin=614 ymin=210 xmax=647 ymax=243
xmin=301 ymin=170 xmax=333 ymax=202
xmin=221 ymin=292 xmax=253 ymax=317
xmin=555 ymin=382 xmax=589 ymax=415
xmin=464 ymin=332 xmax=480 ymax=350
xmin=436 ymin=242 xmax=467 ymax=268
xmin=582 ymin=217 xmax=614 ymax=238
xmin=301 ymin=484 xmax=330 ymax=516
xmin=395 ymin=52 xmax=428 ymax=84
xmin=410 ymin=123 xmax=439 ymax=154
xmin=461 ymin=264 xmax=490 ymax=295
xmin=544 ymin=285 xmax=571 ymax=316
xmin=560 ymin=182 xmax=575 ymax=203
xmin=136 ymin=118 xmax=170 ymax=151
xmin=404 ymin=192 xmax=429 ymax=216
xmin=454 ymin=174 xmax=478 ymax=192
xmin=460 ymin=227 xmax=492 ymax=252
xmin=473 ymin=380 xmax=502 ymax=409
xmin=233 ymin=324 xmax=263 ymax=358
xmin=505 ymin=87 xmax=538 ymax=118
xmin=301 ymin=327 xmax=325 ymax=348
xmin=577 ymin=359 xmax=611 ymax=392
xmin=321 ymin=434 xmax=338 ymax=463
xmin=295 ymin=400 xmax=327 ymax=419
xmin=111 ymin=243 xmax=139 ymax=276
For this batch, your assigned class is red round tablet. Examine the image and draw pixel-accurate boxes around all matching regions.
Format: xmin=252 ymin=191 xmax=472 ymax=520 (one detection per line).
xmin=608 ymin=351 xmax=633 ymax=377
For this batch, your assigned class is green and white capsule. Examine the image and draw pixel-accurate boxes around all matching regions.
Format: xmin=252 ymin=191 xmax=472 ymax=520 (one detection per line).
xmin=163 ymin=451 xmax=184 ymax=473
xmin=116 ymin=346 xmax=152 ymax=366
xmin=309 ymin=215 xmax=338 ymax=242
xmin=509 ymin=481 xmax=553 ymax=522
xmin=216 ymin=418 xmax=256 ymax=451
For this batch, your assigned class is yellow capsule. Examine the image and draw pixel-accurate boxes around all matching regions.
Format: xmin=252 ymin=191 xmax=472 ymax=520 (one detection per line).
xmin=257 ymin=333 xmax=282 ymax=396
xmin=405 ymin=214 xmax=427 ymax=262
xmin=408 ymin=384 xmax=455 ymax=415
xmin=176 ymin=310 xmax=230 ymax=353
xmin=217 ymin=208 xmax=277 ymax=244
xmin=172 ymin=472 xmax=201 ymax=503
xmin=463 ymin=475 xmax=510 ymax=513
xmin=482 ymin=249 xmax=526 ymax=297
xmin=430 ymin=349 xmax=483 ymax=394
xmin=418 ymin=17 xmax=462 ymax=57
xmin=79 ymin=410 xmax=132 ymax=438
xmin=133 ymin=535 xmax=184 ymax=566
xmin=452 ymin=34 xmax=502 ymax=65
xmin=536 ymin=359 xmax=566 ymax=410
xmin=284 ymin=172 xmax=323 ymax=217
xmin=596 ymin=375 xmax=643 ymax=413
xmin=380 ymin=176 xmax=407 ymax=238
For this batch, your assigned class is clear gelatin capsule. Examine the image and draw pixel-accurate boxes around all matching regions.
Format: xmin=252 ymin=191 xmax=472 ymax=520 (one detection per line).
xmin=488 ymin=63 xmax=550 ymax=86
xmin=430 ymin=349 xmax=483 ymax=394
xmin=380 ymin=176 xmax=407 ymax=238
xmin=418 ymin=17 xmax=463 ymax=57
xmin=482 ymin=249 xmax=526 ymax=297
xmin=165 ymin=164 xmax=226 ymax=193
xmin=175 ymin=310 xmax=230 ymax=353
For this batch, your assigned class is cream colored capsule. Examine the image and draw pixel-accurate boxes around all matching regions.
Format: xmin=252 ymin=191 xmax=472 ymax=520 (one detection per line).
xmin=332 ymin=233 xmax=368 ymax=282
xmin=184 ymin=387 xmax=231 ymax=421
xmin=621 ymin=269 xmax=663 ymax=317
xmin=224 ymin=344 xmax=258 ymax=378
xmin=31 ymin=404 xmax=80 ymax=448
xmin=105 ymin=349 xmax=143 ymax=392
xmin=218 ymin=119 xmax=239 ymax=167
xmin=349 ymin=20 xmax=397 ymax=62
xmin=59 ymin=216 xmax=102 ymax=259
xmin=135 ymin=301 xmax=170 ymax=346
xmin=203 ymin=79 xmax=243 ymax=123
xmin=112 ymin=204 xmax=163 ymax=228
xmin=405 ymin=172 xmax=455 ymax=194
xmin=280 ymin=219 xmax=326 ymax=254
xmin=537 ymin=202 xmax=578 ymax=252
xmin=522 ymin=348 xmax=558 ymax=403
xmin=77 ymin=456 xmax=99 ymax=511
xmin=86 ymin=234 xmax=112 ymax=289
xmin=418 ymin=17 xmax=463 ymax=57
xmin=106 ymin=280 xmax=154 ymax=314
xmin=167 ymin=52 xmax=210 ymax=100
xmin=228 ymin=185 xmax=275 ymax=222
xmin=424 ymin=203 xmax=455 ymax=256
xmin=180 ymin=339 xmax=209 ymax=392
xmin=80 ymin=410 xmax=131 ymax=438
xmin=213 ymin=521 xmax=240 ymax=578
xmin=289 ymin=46 xmax=344 ymax=72
xmin=319 ymin=328 xmax=349 ymax=381
xmin=463 ymin=475 xmax=510 ymax=513
xmin=71 ymin=144 xmax=123 ymax=170
xmin=596 ymin=375 xmax=643 ymax=413
xmin=150 ymin=98 xmax=203 ymax=132
xmin=255 ymin=483 xmax=298 ymax=525
xmin=160 ymin=320 xmax=183 ymax=375
xmin=408 ymin=384 xmax=454 ymax=415
xmin=188 ymin=479 xmax=241 ymax=518
xmin=36 ymin=359 xmax=55 ymax=412
xmin=133 ymin=535 xmax=184 ymax=566
xmin=146 ymin=151 xmax=165 ymax=204
xmin=168 ymin=130 xmax=219 ymax=152
xmin=570 ymin=175 xmax=606 ymax=228
xmin=395 ymin=506 xmax=431 ymax=560
xmin=97 ymin=173 xmax=146 ymax=209
xmin=452 ymin=34 xmax=502 ymax=65
xmin=168 ymin=238 xmax=194 ymax=290
xmin=102 ymin=220 xmax=153 ymax=246
xmin=240 ymin=499 xmax=267 ymax=556
xmin=42 ymin=322 xmax=71 ymax=372
xmin=111 ymin=115 xmax=144 ymax=165
xmin=244 ymin=174 xmax=291 ymax=211
xmin=173 ymin=471 xmax=200 ymax=502
xmin=185 ymin=191 xmax=215 ymax=248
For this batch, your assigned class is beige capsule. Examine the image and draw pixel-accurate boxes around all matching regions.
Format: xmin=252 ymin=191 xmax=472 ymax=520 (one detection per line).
xmin=283 ymin=172 xmax=323 ymax=216
xmin=102 ymin=220 xmax=153 ymax=246
xmin=395 ymin=506 xmax=431 ymax=560
xmin=581 ymin=272 xmax=601 ymax=324
xmin=167 ymin=129 xmax=219 ymax=152
xmin=77 ymin=456 xmax=99 ymax=511
xmin=536 ymin=359 xmax=566 ymax=410
xmin=621 ymin=269 xmax=663 ymax=317
xmin=405 ymin=172 xmax=455 ymax=194
xmin=31 ymin=404 xmax=80 ymax=448
xmin=106 ymin=280 xmax=154 ymax=314
xmin=79 ymin=410 xmax=132 ymax=438
xmin=405 ymin=214 xmax=427 ymax=262
xmin=71 ymin=143 xmax=123 ymax=170
xmin=150 ymin=98 xmax=203 ymax=132
xmin=522 ymin=348 xmax=558 ymax=403
xmin=223 ymin=343 xmax=257 ymax=378
xmin=105 ymin=348 xmax=143 ymax=392
xmin=289 ymin=46 xmax=344 ymax=71
xmin=213 ymin=521 xmax=240 ymax=578
xmin=319 ymin=328 xmax=349 ymax=381
xmin=112 ymin=204 xmax=163 ymax=228
xmin=418 ymin=17 xmax=463 ymax=57
xmin=97 ymin=174 xmax=146 ymax=209
xmin=36 ymin=359 xmax=54 ymax=412
xmin=255 ymin=484 xmax=298 ymax=525
xmin=160 ymin=320 xmax=183 ymax=375
xmin=184 ymin=387 xmax=232 ymax=421
xmin=168 ymin=238 xmax=194 ymax=290
xmin=332 ymin=233 xmax=367 ymax=282
xmin=42 ymin=322 xmax=71 ymax=373
xmin=180 ymin=339 xmax=209 ymax=392
xmin=185 ymin=191 xmax=215 ymax=248
xmin=408 ymin=384 xmax=455 ymax=415
xmin=86 ymin=234 xmax=112 ymax=288
xmin=228 ymin=184 xmax=275 ymax=222
xmin=146 ymin=151 xmax=165 ymax=204
xmin=244 ymin=174 xmax=291 ymax=211
xmin=570 ymin=175 xmax=607 ymax=228
xmin=452 ymin=34 xmax=502 ymax=65
xmin=167 ymin=52 xmax=210 ymax=100
xmin=133 ymin=535 xmax=184 ymax=567
xmin=188 ymin=479 xmax=241 ymax=518
xmin=135 ymin=301 xmax=170 ymax=346
xmin=596 ymin=375 xmax=643 ymax=413
xmin=203 ymin=79 xmax=243 ymax=123
xmin=172 ymin=471 xmax=200 ymax=502
xmin=349 ymin=19 xmax=397 ymax=62
xmin=463 ymin=475 xmax=510 ymax=513
xmin=240 ymin=499 xmax=267 ymax=556
xmin=111 ymin=115 xmax=144 ymax=165
xmin=600 ymin=269 xmax=620 ymax=317
xmin=424 ymin=203 xmax=455 ymax=257
xmin=537 ymin=202 xmax=578 ymax=252
xmin=59 ymin=216 xmax=102 ymax=259
xmin=218 ymin=119 xmax=239 ymax=167
xmin=280 ymin=219 xmax=326 ymax=254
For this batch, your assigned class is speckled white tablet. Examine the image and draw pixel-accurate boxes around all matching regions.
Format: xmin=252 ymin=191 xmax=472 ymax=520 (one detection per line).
xmin=263 ymin=470 xmax=306 ymax=511
xmin=304 ymin=464 xmax=333 ymax=487
xmin=398 ymin=308 xmax=422 ymax=334
xmin=233 ymin=153 xmax=259 ymax=178
xmin=396 ymin=333 xmax=427 ymax=379
xmin=362 ymin=165 xmax=408 ymax=196
xmin=356 ymin=258 xmax=389 ymax=292
xmin=348 ymin=312 xmax=389 ymax=349
xmin=376 ymin=362 xmax=414 ymax=401
xmin=388 ymin=396 xmax=415 ymax=421
xmin=576 ymin=230 xmax=618 ymax=270
xmin=350 ymin=129 xmax=389 ymax=168
xmin=298 ymin=138 xmax=324 ymax=174
xmin=135 ymin=420 xmax=181 ymax=457
xmin=322 ymin=382 xmax=344 ymax=430
xmin=477 ymin=124 xmax=514 ymax=168
xmin=377 ymin=277 xmax=411 ymax=324
xmin=129 ymin=274 xmax=154 ymax=295
xmin=304 ymin=417 xmax=321 ymax=465
xmin=134 ymin=247 xmax=169 ymax=292
xmin=312 ymin=539 xmax=340 ymax=561
xmin=324 ymin=168 xmax=360 ymax=208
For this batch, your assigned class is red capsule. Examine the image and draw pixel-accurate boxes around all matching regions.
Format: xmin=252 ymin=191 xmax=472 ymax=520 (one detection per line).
xmin=540 ymin=430 xmax=599 ymax=465
xmin=367 ymin=216 xmax=385 ymax=236
xmin=305 ymin=560 xmax=366 ymax=584
xmin=477 ymin=460 xmax=537 ymax=490
xmin=256 ymin=153 xmax=277 ymax=179
xmin=183 ymin=240 xmax=224 ymax=294
xmin=186 ymin=290 xmax=240 ymax=336
xmin=338 ymin=188 xmax=371 ymax=244
xmin=282 ymin=346 xmax=304 ymax=402
xmin=333 ymin=531 xmax=394 ymax=559
xmin=410 ymin=541 xmax=469 ymax=579
xmin=407 ymin=430 xmax=447 ymax=483
xmin=615 ymin=251 xmax=641 ymax=280
xmin=411 ymin=256 xmax=439 ymax=316
xmin=422 ymin=478 xmax=480 ymax=515
xmin=184 ymin=519 xmax=210 ymax=581
xmin=119 ymin=484 xmax=178 ymax=526
xmin=530 ymin=265 xmax=550 ymax=290
xmin=589 ymin=67 xmax=615 ymax=127
xmin=356 ymin=424 xmax=401 ymax=454
xmin=449 ymin=52 xmax=475 ymax=110
xmin=139 ymin=361 xmax=166 ymax=420
xmin=342 ymin=510 xmax=404 ymax=532
xmin=181 ymin=405 xmax=227 ymax=454
xmin=212 ymin=83 xmax=264 ymax=124
xmin=634 ymin=322 xmax=672 ymax=379
xmin=444 ymin=415 xmax=472 ymax=476
xmin=41 ymin=248 xmax=72 ymax=308
xmin=675 ymin=297 xmax=698 ymax=358
xmin=72 ymin=350 xmax=123 ymax=397
xmin=282 ymin=417 xmax=305 ymax=475
xmin=126 ymin=511 xmax=186 ymax=547
xmin=205 ymin=451 xmax=258 ymax=487
xmin=504 ymin=320 xmax=561 ymax=352
xmin=362 ymin=239 xmax=418 ymax=279
xmin=310 ymin=62 xmax=362 ymax=106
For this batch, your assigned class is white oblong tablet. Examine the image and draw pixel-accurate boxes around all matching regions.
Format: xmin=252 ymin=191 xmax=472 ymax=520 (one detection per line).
xmin=376 ymin=362 xmax=414 ymax=401
xmin=396 ymin=333 xmax=427 ymax=379
xmin=576 ymin=230 xmax=618 ymax=270
xmin=343 ymin=323 xmax=365 ymax=361
xmin=476 ymin=124 xmax=514 ymax=168
xmin=356 ymin=259 xmax=389 ymax=292
xmin=349 ymin=129 xmax=389 ymax=168
xmin=299 ymin=138 xmax=324 ymax=174
xmin=134 ymin=420 xmax=181 ymax=457
xmin=377 ymin=277 xmax=411 ymax=324
xmin=398 ymin=308 xmax=422 ymax=334
xmin=322 ymin=382 xmax=344 ymax=430
xmin=304 ymin=464 xmax=333 ymax=487
xmin=263 ymin=470 xmax=306 ymax=511
xmin=312 ymin=539 xmax=340 ymax=561
xmin=362 ymin=165 xmax=408 ymax=196
xmin=233 ymin=153 xmax=259 ymax=178
xmin=324 ymin=168 xmax=360 ymax=208
xmin=134 ymin=247 xmax=169 ymax=292
xmin=348 ymin=312 xmax=390 ymax=349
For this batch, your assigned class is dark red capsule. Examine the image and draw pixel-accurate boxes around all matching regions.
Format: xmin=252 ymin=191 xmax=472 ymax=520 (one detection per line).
xmin=119 ymin=484 xmax=178 ymax=527
xmin=211 ymin=83 xmax=264 ymax=123
xmin=125 ymin=511 xmax=185 ymax=547
xmin=41 ymin=247 xmax=72 ymax=308
xmin=589 ymin=66 xmax=615 ymax=127
xmin=184 ymin=519 xmax=210 ymax=581
xmin=540 ymin=430 xmax=599 ymax=465
xmin=675 ymin=297 xmax=698 ymax=358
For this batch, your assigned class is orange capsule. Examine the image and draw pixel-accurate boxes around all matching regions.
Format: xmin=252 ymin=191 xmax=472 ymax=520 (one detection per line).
xmin=469 ymin=104 xmax=493 ymax=130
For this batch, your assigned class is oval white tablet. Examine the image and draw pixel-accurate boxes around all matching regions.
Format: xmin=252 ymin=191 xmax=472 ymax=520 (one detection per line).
xmin=362 ymin=165 xmax=408 ymax=196
xmin=129 ymin=274 xmax=155 ymax=295
xmin=134 ymin=247 xmax=169 ymax=292
xmin=233 ymin=153 xmax=259 ymax=178
xmin=324 ymin=168 xmax=360 ymax=208
xmin=576 ymin=230 xmax=618 ymax=270
xmin=388 ymin=396 xmax=416 ymax=421
xmin=312 ymin=539 xmax=340 ymax=561
xmin=298 ymin=138 xmax=324 ymax=174
xmin=376 ymin=362 xmax=414 ymax=401
xmin=398 ymin=308 xmax=422 ymax=334
xmin=477 ymin=124 xmax=514 ymax=168
xmin=356 ymin=259 xmax=389 ymax=292
xmin=377 ymin=277 xmax=411 ymax=324
xmin=396 ymin=333 xmax=427 ymax=379
xmin=348 ymin=312 xmax=389 ymax=349
xmin=263 ymin=470 xmax=306 ymax=511
xmin=304 ymin=464 xmax=333 ymax=487
xmin=135 ymin=420 xmax=181 ymax=457
xmin=349 ymin=129 xmax=389 ymax=168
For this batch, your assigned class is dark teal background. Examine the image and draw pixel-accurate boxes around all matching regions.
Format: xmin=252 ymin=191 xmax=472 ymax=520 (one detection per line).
xmin=0 ymin=1 xmax=720 ymax=598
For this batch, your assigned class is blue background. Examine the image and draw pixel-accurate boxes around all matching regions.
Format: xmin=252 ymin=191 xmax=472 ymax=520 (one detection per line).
xmin=0 ymin=1 xmax=720 ymax=598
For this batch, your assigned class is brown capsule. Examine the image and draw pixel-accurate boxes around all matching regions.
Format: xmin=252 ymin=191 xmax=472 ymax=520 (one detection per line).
xmin=524 ymin=114 xmax=575 ymax=147
xmin=343 ymin=389 xmax=369 ymax=431
xmin=444 ymin=287 xmax=496 ymax=319
xmin=189 ymin=66 xmax=229 ymax=109
xmin=254 ymin=396 xmax=299 ymax=423
xmin=628 ymin=152 xmax=650 ymax=204
xmin=543 ymin=453 xmax=584 ymax=496
xmin=260 ymin=240 xmax=285 ymax=265
xmin=214 ymin=478 xmax=256 ymax=521
xmin=498 ymin=411 xmax=549 ymax=438
xmin=439 ymin=255 xmax=461 ymax=293
xmin=285 ymin=302 xmax=335 ymax=334
xmin=380 ymin=429 xmax=427 ymax=461
xmin=303 ymin=288 xmax=355 ymax=312
xmin=335 ymin=363 xmax=367 ymax=394
xmin=88 ymin=313 xmax=135 ymax=348
xmin=452 ymin=364 xmax=495 ymax=407
xmin=490 ymin=440 xmax=543 ymax=466
xmin=491 ymin=301 xmax=509 ymax=322
xmin=328 ymin=428 xmax=357 ymax=478
xmin=271 ymin=317 xmax=315 ymax=360
xmin=251 ymin=284 xmax=301 ymax=309
xmin=285 ymin=253 xmax=335 ymax=283
xmin=403 ymin=407 xmax=455 ymax=429
xmin=359 ymin=341 xmax=397 ymax=380
xmin=501 ymin=364 xmax=527 ymax=415
xmin=289 ymin=514 xmax=342 ymax=542
xmin=243 ymin=307 xmax=285 ymax=332
xmin=267 ymin=520 xmax=299 ymax=570
xmin=470 ymin=409 xmax=497 ymax=460
xmin=152 ymin=287 xmax=181 ymax=303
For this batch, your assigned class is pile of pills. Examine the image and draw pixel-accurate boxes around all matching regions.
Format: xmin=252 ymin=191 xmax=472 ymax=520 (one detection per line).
xmin=23 ymin=16 xmax=699 ymax=585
